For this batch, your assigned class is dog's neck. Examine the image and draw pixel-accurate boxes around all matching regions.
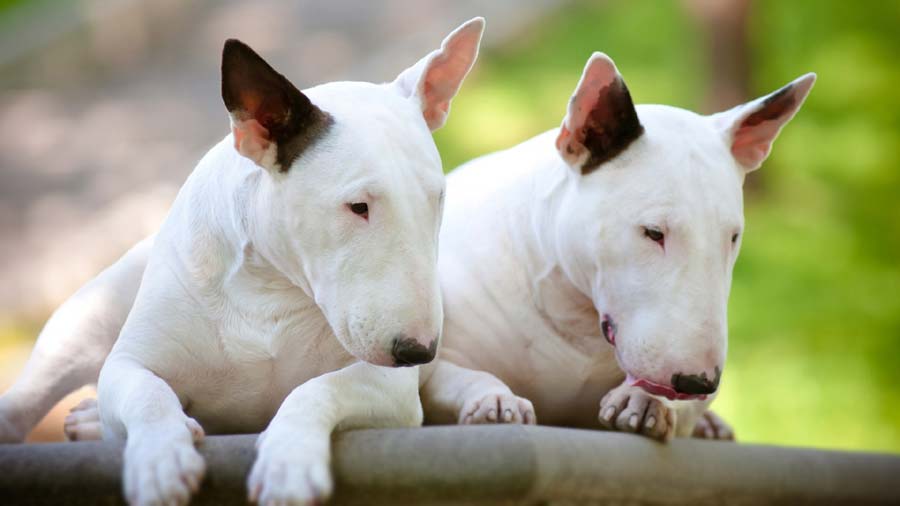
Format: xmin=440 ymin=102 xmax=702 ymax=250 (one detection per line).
xmin=241 ymin=168 xmax=317 ymax=298
xmin=170 ymin=137 xmax=317 ymax=316
xmin=511 ymin=149 xmax=603 ymax=342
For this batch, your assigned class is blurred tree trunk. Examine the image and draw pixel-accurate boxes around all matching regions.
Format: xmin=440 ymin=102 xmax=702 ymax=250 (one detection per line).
xmin=683 ymin=0 xmax=764 ymax=193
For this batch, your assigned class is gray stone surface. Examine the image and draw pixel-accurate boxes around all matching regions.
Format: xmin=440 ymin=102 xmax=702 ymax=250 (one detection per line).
xmin=1 ymin=425 xmax=899 ymax=505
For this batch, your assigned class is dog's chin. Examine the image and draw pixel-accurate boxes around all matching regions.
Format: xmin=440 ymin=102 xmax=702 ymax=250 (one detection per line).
xmin=625 ymin=373 xmax=709 ymax=401
xmin=333 ymin=335 xmax=393 ymax=367
xmin=363 ymin=356 xmax=397 ymax=368
xmin=344 ymin=347 xmax=395 ymax=368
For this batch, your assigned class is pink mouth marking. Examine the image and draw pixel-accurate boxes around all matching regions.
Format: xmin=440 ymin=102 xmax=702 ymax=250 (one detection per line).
xmin=627 ymin=374 xmax=708 ymax=401
xmin=601 ymin=314 xmax=616 ymax=346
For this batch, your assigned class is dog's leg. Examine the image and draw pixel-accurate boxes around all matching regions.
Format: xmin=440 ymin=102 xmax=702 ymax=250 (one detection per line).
xmin=98 ymin=355 xmax=206 ymax=506
xmin=249 ymin=362 xmax=422 ymax=506
xmin=0 ymin=236 xmax=152 ymax=443
xmin=420 ymin=359 xmax=536 ymax=425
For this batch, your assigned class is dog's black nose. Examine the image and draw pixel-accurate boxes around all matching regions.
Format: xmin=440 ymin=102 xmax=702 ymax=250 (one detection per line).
xmin=391 ymin=336 xmax=437 ymax=367
xmin=671 ymin=367 xmax=721 ymax=395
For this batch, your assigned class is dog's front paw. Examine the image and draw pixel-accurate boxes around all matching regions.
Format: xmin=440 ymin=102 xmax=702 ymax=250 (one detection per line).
xmin=459 ymin=390 xmax=536 ymax=425
xmin=692 ymin=409 xmax=735 ymax=441
xmin=123 ymin=418 xmax=206 ymax=506
xmin=248 ymin=431 xmax=332 ymax=506
xmin=598 ymin=384 xmax=674 ymax=442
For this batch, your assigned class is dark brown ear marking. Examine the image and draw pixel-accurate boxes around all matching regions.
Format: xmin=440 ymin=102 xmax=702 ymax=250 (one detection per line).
xmin=742 ymin=84 xmax=796 ymax=127
xmin=221 ymin=39 xmax=331 ymax=171
xmin=581 ymin=77 xmax=644 ymax=174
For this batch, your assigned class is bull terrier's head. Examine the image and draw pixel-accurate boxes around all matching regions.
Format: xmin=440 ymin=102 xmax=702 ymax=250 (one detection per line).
xmin=554 ymin=53 xmax=814 ymax=399
xmin=220 ymin=19 xmax=484 ymax=367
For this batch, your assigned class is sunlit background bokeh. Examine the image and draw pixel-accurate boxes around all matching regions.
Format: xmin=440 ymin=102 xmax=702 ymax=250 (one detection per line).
xmin=1 ymin=0 xmax=897 ymax=452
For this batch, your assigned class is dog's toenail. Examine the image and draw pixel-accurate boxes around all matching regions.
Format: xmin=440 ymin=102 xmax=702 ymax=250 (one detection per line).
xmin=645 ymin=416 xmax=656 ymax=429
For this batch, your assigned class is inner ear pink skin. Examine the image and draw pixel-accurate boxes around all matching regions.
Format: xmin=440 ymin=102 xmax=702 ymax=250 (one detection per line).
xmin=555 ymin=53 xmax=619 ymax=167
xmin=627 ymin=374 xmax=708 ymax=401
xmin=419 ymin=18 xmax=483 ymax=130
xmin=232 ymin=118 xmax=272 ymax=166
xmin=392 ymin=17 xmax=484 ymax=131
xmin=731 ymin=117 xmax=782 ymax=168
xmin=720 ymin=72 xmax=816 ymax=172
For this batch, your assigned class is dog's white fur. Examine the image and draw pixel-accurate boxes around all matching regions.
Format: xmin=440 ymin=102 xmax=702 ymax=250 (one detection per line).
xmin=0 ymin=42 xmax=814 ymax=489
xmin=421 ymin=53 xmax=815 ymax=440
xmin=0 ymin=19 xmax=484 ymax=506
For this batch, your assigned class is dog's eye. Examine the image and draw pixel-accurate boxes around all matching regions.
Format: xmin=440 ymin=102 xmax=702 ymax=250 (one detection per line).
xmin=643 ymin=227 xmax=664 ymax=245
xmin=348 ymin=202 xmax=369 ymax=220
xmin=731 ymin=233 xmax=740 ymax=244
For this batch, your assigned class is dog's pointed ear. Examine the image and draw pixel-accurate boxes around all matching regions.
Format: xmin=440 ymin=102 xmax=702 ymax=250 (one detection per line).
xmin=221 ymin=39 xmax=331 ymax=172
xmin=391 ymin=17 xmax=484 ymax=131
xmin=711 ymin=73 xmax=816 ymax=172
xmin=556 ymin=53 xmax=644 ymax=175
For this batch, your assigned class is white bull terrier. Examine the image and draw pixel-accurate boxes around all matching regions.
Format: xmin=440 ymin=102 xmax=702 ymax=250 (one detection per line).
xmin=0 ymin=18 xmax=485 ymax=506
xmin=420 ymin=53 xmax=815 ymax=441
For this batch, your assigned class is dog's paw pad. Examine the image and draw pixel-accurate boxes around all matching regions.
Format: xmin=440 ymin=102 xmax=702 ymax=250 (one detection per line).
xmin=599 ymin=384 xmax=674 ymax=442
xmin=459 ymin=391 xmax=536 ymax=425
xmin=692 ymin=410 xmax=735 ymax=441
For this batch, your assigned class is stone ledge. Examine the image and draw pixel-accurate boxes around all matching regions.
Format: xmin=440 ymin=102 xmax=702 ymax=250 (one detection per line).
xmin=1 ymin=425 xmax=898 ymax=505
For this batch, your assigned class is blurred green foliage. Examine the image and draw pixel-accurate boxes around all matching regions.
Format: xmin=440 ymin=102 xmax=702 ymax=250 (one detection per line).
xmin=0 ymin=0 xmax=28 ymax=14
xmin=434 ymin=0 xmax=900 ymax=452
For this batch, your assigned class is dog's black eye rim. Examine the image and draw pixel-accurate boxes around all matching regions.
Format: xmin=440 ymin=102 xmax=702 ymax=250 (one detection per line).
xmin=732 ymin=232 xmax=740 ymax=244
xmin=643 ymin=227 xmax=664 ymax=244
xmin=348 ymin=202 xmax=369 ymax=219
